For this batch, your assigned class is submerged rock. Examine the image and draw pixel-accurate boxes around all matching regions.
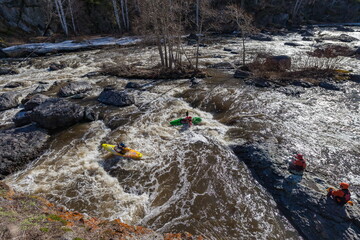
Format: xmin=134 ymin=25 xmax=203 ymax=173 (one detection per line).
xmin=98 ymin=89 xmax=135 ymax=107
xmin=0 ymin=124 xmax=49 ymax=179
xmin=0 ymin=68 xmax=18 ymax=75
xmin=30 ymin=98 xmax=86 ymax=129
xmin=232 ymin=143 xmax=360 ymax=240
xmin=319 ymin=82 xmax=341 ymax=91
xmin=0 ymin=92 xmax=22 ymax=111
xmin=3 ymin=81 xmax=23 ymax=88
xmin=58 ymin=81 xmax=93 ymax=97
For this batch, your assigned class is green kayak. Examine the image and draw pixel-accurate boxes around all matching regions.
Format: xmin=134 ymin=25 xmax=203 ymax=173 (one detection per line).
xmin=170 ymin=117 xmax=202 ymax=126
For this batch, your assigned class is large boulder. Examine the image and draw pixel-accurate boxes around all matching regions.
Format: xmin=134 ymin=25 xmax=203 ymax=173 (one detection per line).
xmin=232 ymin=143 xmax=360 ymax=240
xmin=0 ymin=92 xmax=22 ymax=111
xmin=30 ymin=98 xmax=86 ymax=129
xmin=58 ymin=81 xmax=93 ymax=97
xmin=0 ymin=124 xmax=49 ymax=179
xmin=264 ymin=55 xmax=291 ymax=71
xmin=98 ymin=89 xmax=135 ymax=107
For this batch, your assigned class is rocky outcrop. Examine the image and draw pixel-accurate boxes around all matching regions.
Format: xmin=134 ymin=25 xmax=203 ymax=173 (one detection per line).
xmin=58 ymin=81 xmax=93 ymax=97
xmin=0 ymin=0 xmax=48 ymax=35
xmin=30 ymin=98 xmax=90 ymax=130
xmin=98 ymin=89 xmax=135 ymax=107
xmin=0 ymin=124 xmax=49 ymax=179
xmin=232 ymin=143 xmax=360 ymax=240
xmin=0 ymin=92 xmax=22 ymax=111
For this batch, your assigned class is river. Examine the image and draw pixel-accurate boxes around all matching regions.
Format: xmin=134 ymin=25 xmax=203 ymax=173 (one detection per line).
xmin=1 ymin=26 xmax=360 ymax=239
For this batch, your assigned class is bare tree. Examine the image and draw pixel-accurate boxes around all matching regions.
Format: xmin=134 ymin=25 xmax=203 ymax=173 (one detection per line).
xmin=226 ymin=4 xmax=257 ymax=66
xmin=111 ymin=0 xmax=122 ymax=32
xmin=54 ymin=0 xmax=68 ymax=35
xmin=137 ymin=0 xmax=184 ymax=69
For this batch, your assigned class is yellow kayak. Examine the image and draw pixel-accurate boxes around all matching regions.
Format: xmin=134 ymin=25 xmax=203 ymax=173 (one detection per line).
xmin=101 ymin=144 xmax=143 ymax=160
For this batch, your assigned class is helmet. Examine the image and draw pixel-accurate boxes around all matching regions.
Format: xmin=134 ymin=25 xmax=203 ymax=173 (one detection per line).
xmin=118 ymin=143 xmax=126 ymax=147
xmin=340 ymin=182 xmax=349 ymax=189
xmin=296 ymin=154 xmax=304 ymax=160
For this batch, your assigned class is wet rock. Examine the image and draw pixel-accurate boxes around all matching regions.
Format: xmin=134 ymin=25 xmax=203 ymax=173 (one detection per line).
xmin=208 ymin=62 xmax=234 ymax=69
xmin=3 ymin=81 xmax=23 ymax=88
xmin=0 ymin=124 xmax=49 ymax=179
xmin=0 ymin=92 xmax=22 ymax=111
xmin=0 ymin=49 xmax=7 ymax=58
xmin=81 ymin=71 xmax=100 ymax=78
xmin=30 ymin=98 xmax=85 ymax=130
xmin=23 ymin=94 xmax=49 ymax=111
xmin=349 ymin=74 xmax=360 ymax=83
xmin=336 ymin=26 xmax=355 ymax=32
xmin=98 ymin=89 xmax=135 ymax=107
xmin=292 ymin=80 xmax=313 ymax=88
xmin=231 ymin=143 xmax=360 ymax=240
xmin=234 ymin=70 xmax=251 ymax=79
xmin=284 ymin=42 xmax=303 ymax=47
xmin=302 ymin=37 xmax=313 ymax=41
xmin=125 ymin=82 xmax=141 ymax=89
xmin=277 ymin=86 xmax=305 ymax=96
xmin=13 ymin=110 xmax=32 ymax=127
xmin=190 ymin=77 xmax=201 ymax=87
xmin=48 ymin=62 xmax=66 ymax=71
xmin=58 ymin=81 xmax=93 ymax=97
xmin=0 ymin=68 xmax=18 ymax=75
xmin=318 ymin=34 xmax=359 ymax=43
xmin=32 ymin=82 xmax=52 ymax=94
xmin=245 ymin=78 xmax=271 ymax=88
xmin=299 ymin=30 xmax=314 ymax=37
xmin=250 ymin=34 xmax=273 ymax=41
xmin=83 ymin=107 xmax=98 ymax=122
xmin=264 ymin=55 xmax=291 ymax=71
xmin=319 ymin=82 xmax=341 ymax=91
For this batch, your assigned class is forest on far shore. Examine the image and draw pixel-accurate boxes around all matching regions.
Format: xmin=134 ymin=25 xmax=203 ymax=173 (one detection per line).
xmin=0 ymin=0 xmax=360 ymax=41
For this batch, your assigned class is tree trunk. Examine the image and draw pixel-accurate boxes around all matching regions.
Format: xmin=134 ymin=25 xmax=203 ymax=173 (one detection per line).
xmin=54 ymin=0 xmax=68 ymax=35
xmin=111 ymin=0 xmax=122 ymax=32
xmin=68 ymin=0 xmax=77 ymax=35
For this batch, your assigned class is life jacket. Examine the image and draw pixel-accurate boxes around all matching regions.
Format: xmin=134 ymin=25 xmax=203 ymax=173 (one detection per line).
xmin=335 ymin=189 xmax=351 ymax=205
xmin=292 ymin=159 xmax=306 ymax=171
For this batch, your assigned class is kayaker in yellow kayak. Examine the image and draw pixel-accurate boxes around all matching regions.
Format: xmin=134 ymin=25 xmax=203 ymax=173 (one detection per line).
xmin=114 ymin=142 xmax=128 ymax=154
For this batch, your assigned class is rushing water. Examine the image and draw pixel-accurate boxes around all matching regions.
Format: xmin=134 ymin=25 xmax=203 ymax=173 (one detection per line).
xmin=1 ymin=28 xmax=360 ymax=239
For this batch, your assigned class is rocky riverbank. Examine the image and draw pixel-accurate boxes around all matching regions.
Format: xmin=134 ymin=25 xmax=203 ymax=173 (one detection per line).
xmin=0 ymin=182 xmax=202 ymax=240
xmin=232 ymin=143 xmax=360 ymax=240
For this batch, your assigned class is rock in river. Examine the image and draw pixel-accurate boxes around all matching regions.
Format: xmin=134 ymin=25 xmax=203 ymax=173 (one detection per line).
xmin=30 ymin=98 xmax=87 ymax=130
xmin=98 ymin=89 xmax=135 ymax=107
xmin=0 ymin=124 xmax=49 ymax=179
xmin=0 ymin=91 xmax=22 ymax=111
xmin=58 ymin=81 xmax=93 ymax=97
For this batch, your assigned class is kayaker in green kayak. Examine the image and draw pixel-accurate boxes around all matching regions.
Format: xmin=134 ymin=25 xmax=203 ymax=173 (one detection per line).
xmin=180 ymin=111 xmax=192 ymax=126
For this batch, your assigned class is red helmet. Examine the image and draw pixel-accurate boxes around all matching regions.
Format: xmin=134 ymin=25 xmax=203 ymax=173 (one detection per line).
xmin=296 ymin=154 xmax=304 ymax=160
xmin=340 ymin=182 xmax=349 ymax=189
